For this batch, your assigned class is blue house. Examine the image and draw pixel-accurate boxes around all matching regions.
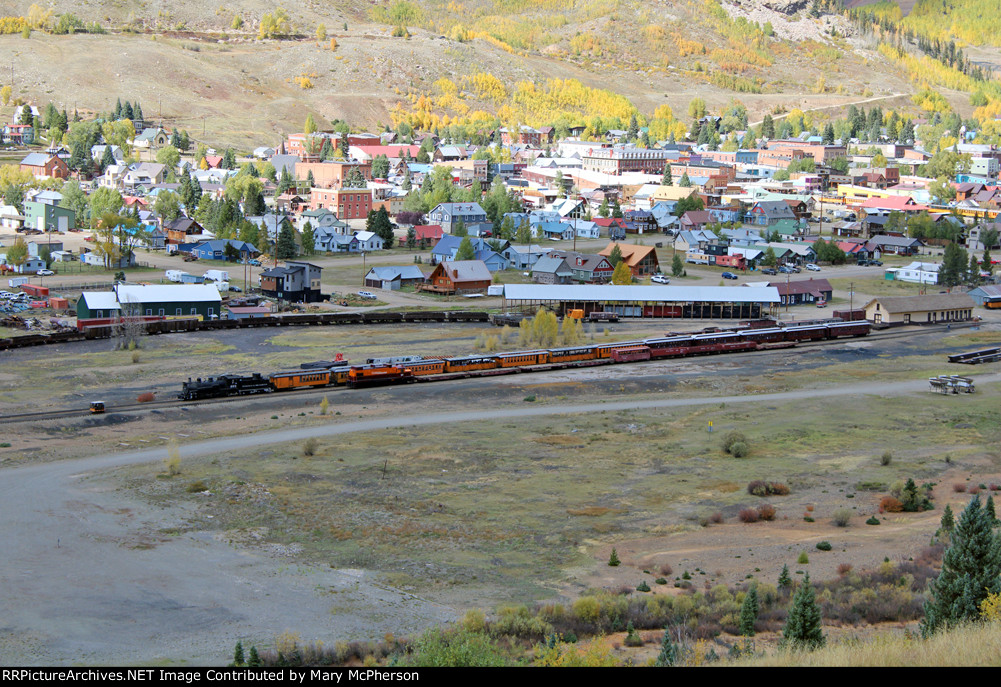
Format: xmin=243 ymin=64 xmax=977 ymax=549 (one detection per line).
xmin=189 ymin=239 xmax=258 ymax=261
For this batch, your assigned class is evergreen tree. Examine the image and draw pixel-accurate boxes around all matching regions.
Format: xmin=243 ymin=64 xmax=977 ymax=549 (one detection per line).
xmin=277 ymin=166 xmax=294 ymax=195
xmin=940 ymin=243 xmax=970 ymax=287
xmin=609 ymin=244 xmax=623 ymax=267
xmin=611 ymin=198 xmax=623 ymax=219
xmin=276 ymin=221 xmax=297 ymax=259
xmin=101 ymin=145 xmax=116 ymax=169
xmin=598 ymin=198 xmax=609 ymax=218
xmin=452 ymin=218 xmax=467 ymax=237
xmin=739 ymin=586 xmax=759 ymax=637
xmin=781 ymin=573 xmax=824 ymax=650
xmin=373 ymin=207 xmax=395 ymax=248
xmin=455 ymin=236 xmax=475 ymax=261
xmin=987 ymin=495 xmax=997 ymax=526
xmin=114 ymin=97 xmax=123 ymax=120
xmin=940 ymin=504 xmax=955 ymax=539
xmin=306 ymin=170 xmax=315 ymax=188
xmin=778 ymin=564 xmax=792 ymax=590
xmin=661 ymin=164 xmax=673 ymax=186
xmin=123 ymin=101 xmax=134 ymax=121
xmin=654 ymin=628 xmax=679 ymax=666
xmin=406 ymin=225 xmax=416 ymax=249
xmin=222 ymin=148 xmax=237 ymax=170
xmin=234 ymin=641 xmax=245 ymax=666
xmin=133 ymin=102 xmax=143 ymax=122
xmin=248 ymin=647 xmax=261 ymax=667
xmin=822 ymin=122 xmax=835 ymax=145
xmin=761 ymin=114 xmax=775 ymax=139
xmin=301 ymin=221 xmax=316 ymax=256
xmin=671 ymin=253 xmax=684 ymax=277
xmin=679 ymin=172 xmax=692 ymax=188
xmin=922 ymin=495 xmax=1001 ymax=636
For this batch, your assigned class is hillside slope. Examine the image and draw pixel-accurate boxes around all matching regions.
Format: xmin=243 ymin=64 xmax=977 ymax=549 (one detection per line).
xmin=0 ymin=1 xmax=989 ymax=145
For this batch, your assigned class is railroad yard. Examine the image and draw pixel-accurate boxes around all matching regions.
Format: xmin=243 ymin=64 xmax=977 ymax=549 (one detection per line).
xmin=1 ymin=314 xmax=1000 ymax=664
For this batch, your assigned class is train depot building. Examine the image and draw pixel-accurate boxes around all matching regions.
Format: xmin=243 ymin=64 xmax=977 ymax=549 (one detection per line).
xmin=863 ymin=294 xmax=976 ymax=325
xmin=501 ymin=284 xmax=780 ymax=318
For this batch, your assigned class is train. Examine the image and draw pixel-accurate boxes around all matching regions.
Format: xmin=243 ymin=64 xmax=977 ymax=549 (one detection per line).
xmin=177 ymin=319 xmax=871 ymax=401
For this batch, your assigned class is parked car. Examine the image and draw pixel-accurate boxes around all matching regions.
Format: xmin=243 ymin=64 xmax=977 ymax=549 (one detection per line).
xmin=816 ymin=299 xmax=828 ymax=308
xmin=357 ymin=291 xmax=377 ymax=300
xmin=760 ymin=267 xmax=777 ymax=275
xmin=778 ymin=265 xmax=794 ymax=274
xmin=805 ymin=263 xmax=821 ymax=272
xmin=871 ymin=260 xmax=883 ymax=266
xmin=229 ymin=285 xmax=242 ymax=292
xmin=651 ymin=274 xmax=670 ymax=284
xmin=249 ymin=259 xmax=262 ymax=267
xmin=721 ymin=271 xmax=739 ymax=280
xmin=785 ymin=264 xmax=801 ymax=273
xmin=37 ymin=269 xmax=54 ymax=276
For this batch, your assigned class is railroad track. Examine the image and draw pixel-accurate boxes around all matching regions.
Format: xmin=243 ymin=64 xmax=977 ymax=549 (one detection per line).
xmin=0 ymin=322 xmax=981 ymax=425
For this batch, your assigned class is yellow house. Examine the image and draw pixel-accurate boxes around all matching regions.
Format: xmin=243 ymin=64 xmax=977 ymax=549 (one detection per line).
xmin=650 ymin=185 xmax=698 ymax=203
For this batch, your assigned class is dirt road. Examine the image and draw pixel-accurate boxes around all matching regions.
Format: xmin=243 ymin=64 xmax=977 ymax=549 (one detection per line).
xmin=2 ymin=374 xmax=998 ymax=665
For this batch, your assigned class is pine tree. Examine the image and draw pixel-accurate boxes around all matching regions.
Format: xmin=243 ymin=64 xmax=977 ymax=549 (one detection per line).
xmin=739 ymin=586 xmax=759 ymax=637
xmin=671 ymin=253 xmax=684 ymax=277
xmin=679 ymin=172 xmax=692 ymax=188
xmin=234 ymin=641 xmax=245 ymax=666
xmin=248 ymin=646 xmax=261 ymax=667
xmin=761 ymin=114 xmax=775 ymax=139
xmin=455 ymin=236 xmax=475 ymax=261
xmin=276 ymin=221 xmax=297 ymax=259
xmin=781 ymin=573 xmax=824 ymax=650
xmin=608 ymin=548 xmax=620 ymax=566
xmin=654 ymin=627 xmax=679 ymax=666
xmin=778 ymin=564 xmax=791 ymax=590
xmin=301 ymin=221 xmax=316 ymax=256
xmin=940 ymin=504 xmax=955 ymax=539
xmin=661 ymin=165 xmax=673 ymax=186
xmin=922 ymin=495 xmax=1001 ymax=636
xmin=101 ymin=145 xmax=116 ymax=169
xmin=987 ymin=495 xmax=997 ymax=526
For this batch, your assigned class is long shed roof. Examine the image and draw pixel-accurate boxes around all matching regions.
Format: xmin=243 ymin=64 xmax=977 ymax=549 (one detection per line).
xmin=502 ymin=284 xmax=780 ymax=303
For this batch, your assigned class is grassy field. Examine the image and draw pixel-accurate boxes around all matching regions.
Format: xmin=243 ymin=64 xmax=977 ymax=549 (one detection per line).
xmin=117 ymin=378 xmax=1001 ymax=604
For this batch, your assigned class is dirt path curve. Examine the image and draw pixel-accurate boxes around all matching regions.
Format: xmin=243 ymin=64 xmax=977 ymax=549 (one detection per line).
xmin=2 ymin=374 xmax=997 ymax=665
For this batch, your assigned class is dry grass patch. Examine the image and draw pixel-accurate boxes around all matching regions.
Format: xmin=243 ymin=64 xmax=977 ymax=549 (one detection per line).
xmin=567 ymin=506 xmax=627 ymax=517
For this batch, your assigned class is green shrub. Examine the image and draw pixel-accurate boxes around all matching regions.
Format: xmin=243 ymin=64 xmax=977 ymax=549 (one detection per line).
xmin=797 ymin=552 xmax=809 ymax=564
xmin=722 ymin=430 xmax=749 ymax=456
xmin=636 ymin=581 xmax=651 ymax=592
xmin=655 ymin=577 xmax=668 ymax=585
xmin=816 ymin=541 xmax=832 ymax=551
xmin=880 ymin=451 xmax=893 ymax=466
xmin=866 ymin=516 xmax=881 ymax=525
xmin=608 ymin=548 xmax=620 ymax=567
xmin=729 ymin=441 xmax=749 ymax=458
xmin=523 ymin=394 xmax=536 ymax=402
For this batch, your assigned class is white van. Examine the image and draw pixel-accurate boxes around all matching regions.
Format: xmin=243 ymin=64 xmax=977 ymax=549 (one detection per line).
xmin=165 ymin=270 xmax=185 ymax=283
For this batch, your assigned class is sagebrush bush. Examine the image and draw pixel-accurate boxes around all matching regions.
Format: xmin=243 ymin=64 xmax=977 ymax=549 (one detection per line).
xmin=757 ymin=504 xmax=776 ymax=521
xmin=833 ymin=509 xmax=852 ymax=527
xmin=953 ymin=483 xmax=967 ymax=493
xmin=303 ymin=438 xmax=318 ymax=457
xmin=880 ymin=451 xmax=893 ymax=466
xmin=837 ymin=563 xmax=852 ymax=576
xmin=880 ymin=496 xmax=904 ymax=513
xmin=710 ymin=512 xmax=724 ymax=524
xmin=739 ymin=508 xmax=759 ymax=523
xmin=723 ymin=431 xmax=749 ymax=456
xmin=729 ymin=441 xmax=749 ymax=458
xmin=748 ymin=481 xmax=790 ymax=496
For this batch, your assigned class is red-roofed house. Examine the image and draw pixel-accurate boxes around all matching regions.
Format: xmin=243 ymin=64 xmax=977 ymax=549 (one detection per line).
xmin=414 ymin=224 xmax=444 ymax=243
xmin=349 ymin=145 xmax=421 ymax=162
xmin=858 ymin=196 xmax=928 ymax=214
xmin=204 ymin=155 xmax=224 ymax=169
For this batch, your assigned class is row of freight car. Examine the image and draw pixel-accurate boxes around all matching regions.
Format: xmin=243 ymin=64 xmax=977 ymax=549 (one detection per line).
xmin=177 ymin=319 xmax=872 ymax=399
